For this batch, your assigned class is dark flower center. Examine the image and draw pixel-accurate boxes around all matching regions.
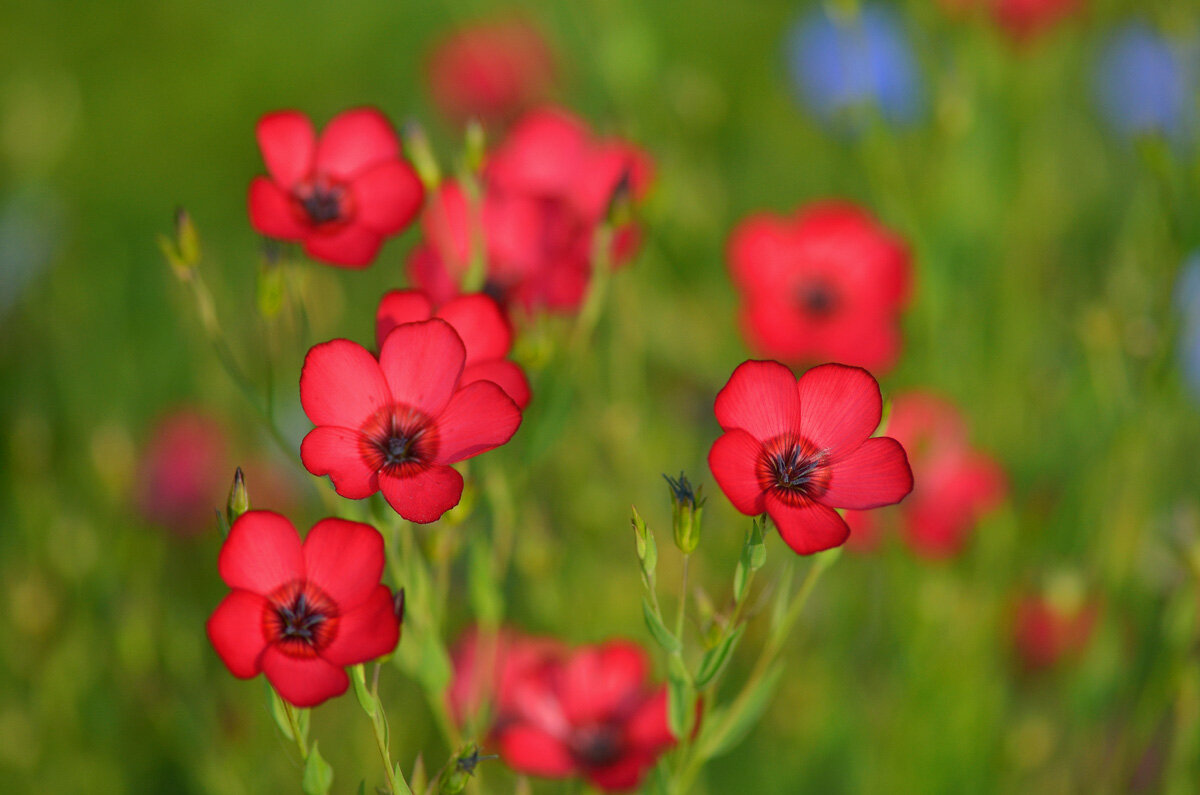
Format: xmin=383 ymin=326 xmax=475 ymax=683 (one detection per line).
xmin=797 ymin=280 xmax=838 ymax=317
xmin=293 ymin=179 xmax=348 ymax=227
xmin=359 ymin=404 xmax=439 ymax=477
xmin=569 ymin=724 xmax=623 ymax=768
xmin=757 ymin=435 xmax=831 ymax=505
xmin=264 ymin=581 xmax=339 ymax=658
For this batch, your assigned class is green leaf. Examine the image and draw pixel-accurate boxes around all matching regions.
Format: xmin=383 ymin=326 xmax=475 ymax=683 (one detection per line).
xmin=351 ymin=664 xmax=376 ymax=717
xmin=666 ymin=653 xmax=695 ymax=740
xmin=409 ymin=755 xmax=427 ymax=795
xmin=301 ymin=742 xmax=334 ymax=795
xmin=693 ymin=624 xmax=745 ymax=687
xmin=641 ymin=598 xmax=681 ymax=653
xmin=266 ymin=683 xmax=294 ymax=741
xmin=698 ymin=662 xmax=784 ymax=759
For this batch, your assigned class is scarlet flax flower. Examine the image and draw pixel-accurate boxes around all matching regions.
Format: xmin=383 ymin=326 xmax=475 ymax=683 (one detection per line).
xmin=408 ymin=107 xmax=652 ymax=314
xmin=1012 ymin=578 xmax=1098 ymax=672
xmin=446 ymin=625 xmax=563 ymax=727
xmin=708 ymin=361 xmax=913 ymax=554
xmin=375 ymin=289 xmax=531 ymax=408
xmin=491 ymin=640 xmax=674 ymax=792
xmin=206 ymin=511 xmax=400 ymax=707
xmin=300 ymin=318 xmax=522 ymax=522
xmin=248 ymin=107 xmax=425 ymax=268
xmin=727 ymin=202 xmax=911 ymax=372
xmin=426 ymin=19 xmax=555 ymax=128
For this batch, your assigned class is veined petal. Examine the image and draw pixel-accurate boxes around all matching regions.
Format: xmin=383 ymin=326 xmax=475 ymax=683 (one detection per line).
xmin=314 ymin=107 xmax=400 ymax=180
xmin=206 ymin=589 xmax=269 ymax=678
xmin=707 ymin=429 xmax=767 ymax=515
xmin=300 ymin=426 xmax=380 ymax=499
xmin=461 ymin=359 xmax=532 ymax=409
xmin=820 ymin=437 xmax=913 ymax=509
xmin=713 ymin=360 xmax=802 ymax=440
xmin=256 ymin=111 xmax=315 ymax=188
xmin=302 ymin=518 xmax=385 ymax=610
xmin=248 ymin=177 xmax=307 ymax=239
xmin=350 ymin=159 xmax=425 ymax=234
xmin=378 ymin=465 xmax=464 ymax=524
xmin=375 ymin=290 xmax=435 ymax=350
xmin=767 ymin=494 xmax=850 ymax=555
xmin=300 ymin=339 xmax=391 ymax=428
xmin=433 ymin=381 xmax=522 ymax=464
xmin=218 ymin=511 xmax=304 ymax=594
xmin=261 ymin=646 xmax=349 ymax=708
xmin=321 ymin=585 xmax=400 ymax=667
xmin=378 ymin=319 xmax=466 ymax=418
xmin=796 ymin=363 xmax=883 ymax=460
xmin=436 ymin=293 xmax=513 ymax=364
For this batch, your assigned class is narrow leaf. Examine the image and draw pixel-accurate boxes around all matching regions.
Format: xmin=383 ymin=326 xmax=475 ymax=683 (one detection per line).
xmin=351 ymin=664 xmax=376 ymax=717
xmin=301 ymin=741 xmax=334 ymax=795
xmin=694 ymin=625 xmax=746 ymax=687
xmin=666 ymin=653 xmax=695 ymax=740
xmin=642 ymin=598 xmax=681 ymax=653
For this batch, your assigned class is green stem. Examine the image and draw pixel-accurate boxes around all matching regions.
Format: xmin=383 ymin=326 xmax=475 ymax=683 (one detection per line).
xmin=281 ymin=700 xmax=309 ymax=761
xmin=675 ymin=554 xmax=691 ymax=641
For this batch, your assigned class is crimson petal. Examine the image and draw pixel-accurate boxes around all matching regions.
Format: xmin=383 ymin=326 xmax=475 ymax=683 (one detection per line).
xmin=300 ymin=339 xmax=391 ymax=428
xmin=375 ymin=290 xmax=434 ymax=350
xmin=433 ymin=380 xmax=522 ymax=465
xmin=313 ymin=107 xmax=399 ymax=180
xmin=256 ymin=111 xmax=315 ymax=188
xmin=796 ymin=363 xmax=882 ymax=461
xmin=218 ymin=511 xmax=304 ymax=594
xmin=302 ymin=518 xmax=385 ymax=610
xmin=713 ymin=360 xmax=802 ymax=440
xmin=300 ymin=426 xmax=380 ymax=499
xmin=494 ymin=724 xmax=576 ymax=778
xmin=625 ymin=688 xmax=675 ymax=751
xmin=378 ymin=319 xmax=465 ymax=418
xmin=767 ymin=494 xmax=850 ymax=555
xmin=303 ymin=223 xmax=383 ymax=268
xmin=820 ymin=437 xmax=913 ymax=510
xmin=436 ymin=294 xmax=513 ymax=364
xmin=321 ymin=585 xmax=400 ymax=667
xmin=560 ymin=641 xmax=648 ymax=725
xmin=707 ymin=429 xmax=767 ymax=516
xmin=248 ymin=177 xmax=307 ymax=239
xmin=378 ymin=465 xmax=464 ymax=524
xmin=461 ymin=359 xmax=532 ymax=409
xmin=261 ymin=646 xmax=349 ymax=708
xmin=207 ymin=589 xmax=269 ymax=678
xmin=351 ymin=159 xmax=425 ymax=234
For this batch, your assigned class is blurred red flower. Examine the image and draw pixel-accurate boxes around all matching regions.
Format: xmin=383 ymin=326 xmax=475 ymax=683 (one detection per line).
xmin=1012 ymin=583 xmax=1098 ymax=671
xmin=446 ymin=625 xmax=563 ymax=727
xmin=427 ymin=19 xmax=556 ymax=128
xmin=491 ymin=640 xmax=674 ymax=792
xmin=248 ymin=108 xmax=424 ymax=268
xmin=707 ymin=361 xmax=913 ymax=554
xmin=939 ymin=0 xmax=1083 ymax=42
xmin=375 ymin=289 xmax=531 ymax=408
xmin=408 ymin=107 xmax=652 ymax=314
xmin=300 ymin=319 xmax=522 ymax=522
xmin=206 ymin=511 xmax=400 ymax=707
xmin=727 ymin=202 xmax=911 ymax=372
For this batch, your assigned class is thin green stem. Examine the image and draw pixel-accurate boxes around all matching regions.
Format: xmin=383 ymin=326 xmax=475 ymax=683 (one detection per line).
xmin=281 ymin=700 xmax=309 ymax=761
xmin=675 ymin=554 xmax=691 ymax=641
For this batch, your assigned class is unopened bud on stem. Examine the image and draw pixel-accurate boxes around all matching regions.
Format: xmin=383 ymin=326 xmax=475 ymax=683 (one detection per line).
xmin=663 ymin=472 xmax=705 ymax=554
xmin=225 ymin=467 xmax=249 ymax=528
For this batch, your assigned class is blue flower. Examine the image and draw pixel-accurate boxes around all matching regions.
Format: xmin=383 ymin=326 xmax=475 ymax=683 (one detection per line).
xmin=1176 ymin=253 xmax=1200 ymax=395
xmin=1094 ymin=23 xmax=1195 ymax=140
xmin=786 ymin=3 xmax=923 ymax=128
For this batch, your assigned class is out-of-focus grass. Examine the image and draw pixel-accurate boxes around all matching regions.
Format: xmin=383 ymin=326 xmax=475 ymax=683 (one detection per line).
xmin=1 ymin=1 xmax=1198 ymax=792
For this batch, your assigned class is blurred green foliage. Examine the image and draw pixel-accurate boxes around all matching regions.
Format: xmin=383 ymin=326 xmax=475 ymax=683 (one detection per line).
xmin=1 ymin=0 xmax=1199 ymax=792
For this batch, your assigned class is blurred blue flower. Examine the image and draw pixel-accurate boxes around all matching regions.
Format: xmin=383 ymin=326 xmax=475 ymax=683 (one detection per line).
xmin=1094 ymin=24 xmax=1195 ymax=140
xmin=786 ymin=3 xmax=924 ymax=128
xmin=1176 ymin=253 xmax=1200 ymax=396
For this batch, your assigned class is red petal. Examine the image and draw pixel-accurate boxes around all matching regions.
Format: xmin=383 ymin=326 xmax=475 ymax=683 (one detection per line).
xmin=422 ymin=181 xmax=472 ymax=269
xmin=487 ymin=107 xmax=587 ymax=195
xmin=218 ymin=511 xmax=304 ymax=594
xmin=436 ymin=294 xmax=513 ymax=364
xmin=727 ymin=214 xmax=793 ymax=292
xmin=206 ymin=589 xmax=269 ymax=678
xmin=256 ymin=110 xmax=315 ymax=188
xmin=300 ymin=339 xmax=391 ymax=428
xmin=820 ymin=437 xmax=913 ymax=510
xmin=433 ymin=380 xmax=522 ymax=464
xmin=300 ymin=426 xmax=379 ymax=499
xmin=462 ymin=359 xmax=532 ymax=409
xmin=260 ymin=646 xmax=349 ymax=707
xmin=378 ymin=318 xmax=465 ymax=417
xmin=707 ymin=429 xmax=767 ymax=516
xmin=248 ymin=177 xmax=307 ymax=239
xmin=321 ymin=585 xmax=400 ymax=667
xmin=378 ymin=465 xmax=464 ymax=524
xmin=302 ymin=223 xmax=383 ymax=268
xmin=713 ymin=360 xmax=801 ymax=440
xmin=561 ymin=641 xmax=648 ymax=725
xmin=350 ymin=160 xmax=425 ymax=234
xmin=313 ymin=107 xmax=399 ymax=180
xmin=625 ymin=689 xmax=675 ymax=751
xmin=796 ymin=363 xmax=882 ymax=460
xmin=407 ymin=244 xmax=462 ymax=306
xmin=302 ymin=518 xmax=385 ymax=610
xmin=375 ymin=290 xmax=434 ymax=350
xmin=587 ymin=754 xmax=652 ymax=792
xmin=767 ymin=495 xmax=850 ymax=555
xmin=494 ymin=724 xmax=576 ymax=778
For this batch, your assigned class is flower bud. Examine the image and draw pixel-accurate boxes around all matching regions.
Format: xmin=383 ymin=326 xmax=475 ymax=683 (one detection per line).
xmin=631 ymin=505 xmax=657 ymax=588
xmin=464 ymin=119 xmax=487 ymax=175
xmin=438 ymin=743 xmax=495 ymax=794
xmin=225 ymin=466 xmax=249 ymax=529
xmin=663 ymin=472 xmax=705 ymax=554
xmin=403 ymin=120 xmax=442 ymax=189
xmin=158 ymin=207 xmax=201 ymax=276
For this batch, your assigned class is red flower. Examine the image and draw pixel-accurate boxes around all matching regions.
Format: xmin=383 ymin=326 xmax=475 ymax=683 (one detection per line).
xmin=1012 ymin=582 xmax=1098 ymax=672
xmin=707 ymin=361 xmax=913 ymax=555
xmin=407 ymin=107 xmax=652 ymax=314
xmin=886 ymin=392 xmax=1006 ymax=558
xmin=492 ymin=640 xmax=674 ymax=792
xmin=299 ymin=319 xmax=522 ymax=523
xmin=447 ymin=625 xmax=563 ymax=727
xmin=937 ymin=0 xmax=1082 ymax=42
xmin=375 ymin=289 xmax=531 ymax=408
xmin=206 ymin=511 xmax=400 ymax=707
xmin=727 ymin=202 xmax=911 ymax=372
xmin=427 ymin=20 xmax=555 ymax=127
xmin=248 ymin=108 xmax=424 ymax=268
